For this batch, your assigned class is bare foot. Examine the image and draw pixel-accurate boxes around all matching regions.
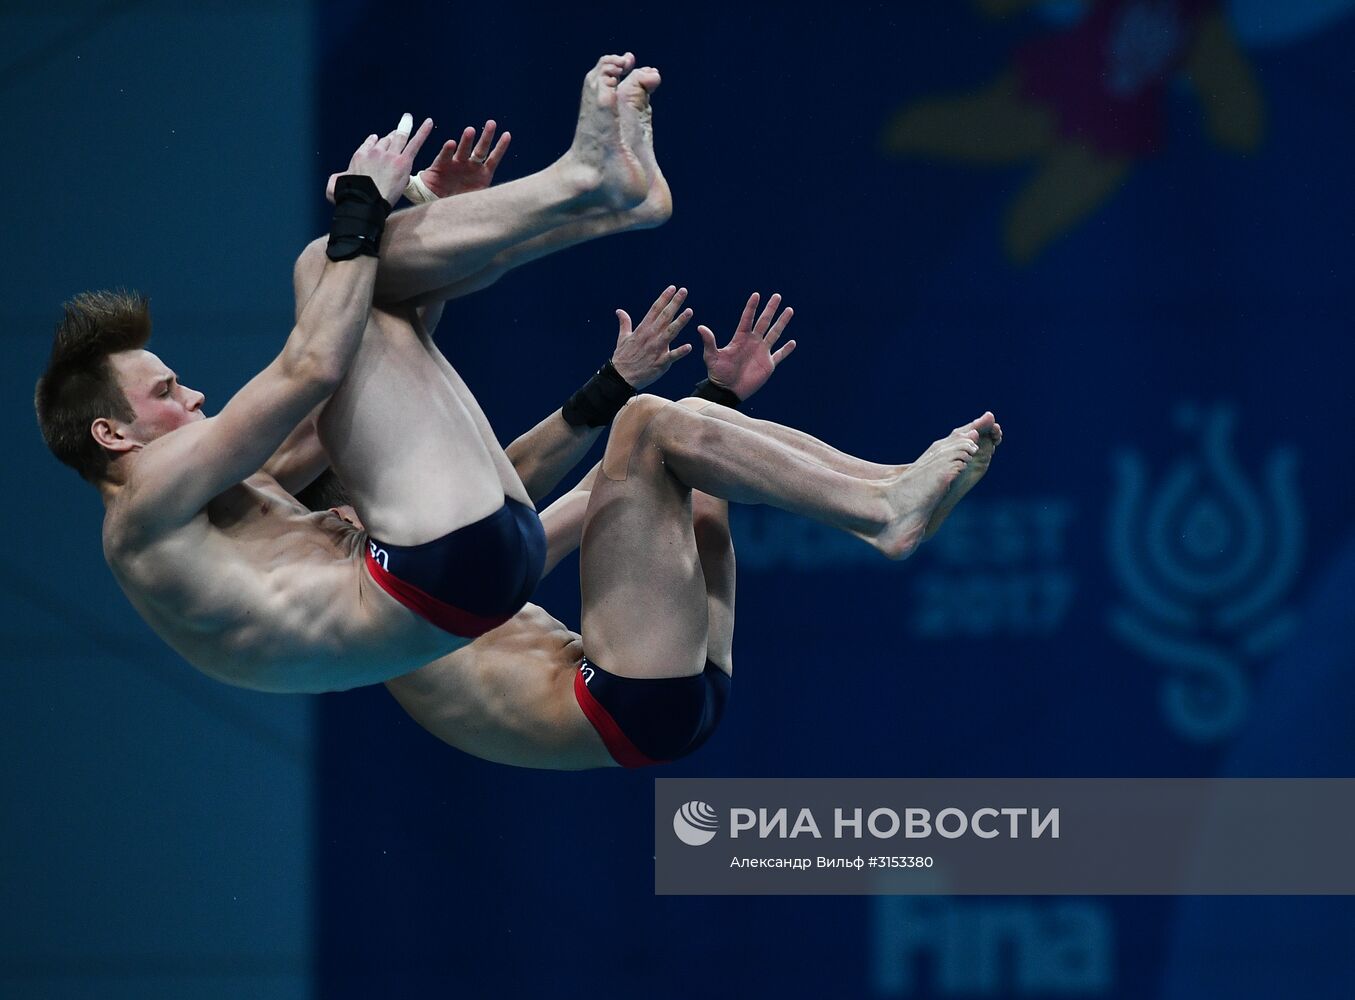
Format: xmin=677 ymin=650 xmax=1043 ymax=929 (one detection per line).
xmin=868 ymin=430 xmax=979 ymax=559
xmin=566 ymin=53 xmax=649 ymax=210
xmin=923 ymin=412 xmax=1001 ymax=541
xmin=616 ymin=66 xmax=672 ymax=228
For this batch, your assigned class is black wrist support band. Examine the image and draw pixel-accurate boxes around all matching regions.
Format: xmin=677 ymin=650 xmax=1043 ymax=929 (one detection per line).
xmin=326 ymin=175 xmax=392 ymax=261
xmin=691 ymin=378 xmax=742 ymax=410
xmin=562 ymin=362 xmax=637 ymax=427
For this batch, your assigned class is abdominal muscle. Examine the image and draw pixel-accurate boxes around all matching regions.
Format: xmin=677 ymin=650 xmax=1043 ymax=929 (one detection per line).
xmin=108 ymin=476 xmax=465 ymax=693
xmin=385 ymin=604 xmax=618 ymax=770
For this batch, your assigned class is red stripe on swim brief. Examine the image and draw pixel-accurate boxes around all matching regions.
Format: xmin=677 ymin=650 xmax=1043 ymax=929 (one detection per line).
xmin=572 ymin=669 xmax=663 ymax=769
xmin=364 ymin=546 xmax=511 ymax=639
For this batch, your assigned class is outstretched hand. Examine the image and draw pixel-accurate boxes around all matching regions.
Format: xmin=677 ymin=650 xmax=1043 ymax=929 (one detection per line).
xmin=328 ymin=113 xmax=434 ymax=205
xmin=698 ymin=292 xmax=796 ymax=402
xmin=417 ymin=120 xmax=511 ymax=198
xmin=610 ymin=286 xmax=694 ymax=390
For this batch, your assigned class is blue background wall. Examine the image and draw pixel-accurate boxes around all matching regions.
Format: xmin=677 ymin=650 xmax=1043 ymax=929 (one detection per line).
xmin=7 ymin=1 xmax=1355 ymax=997
xmin=4 ymin=3 xmax=315 ymax=998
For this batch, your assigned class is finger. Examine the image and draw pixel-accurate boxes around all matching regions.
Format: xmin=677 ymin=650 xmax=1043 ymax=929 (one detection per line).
xmin=753 ymin=293 xmax=783 ymax=338
xmin=485 ymin=131 xmax=512 ymax=170
xmin=642 ymin=286 xmax=677 ymax=329
xmin=454 ymin=126 xmax=476 ymax=161
xmin=382 ymin=114 xmax=412 ymax=149
xmin=764 ymin=306 xmax=794 ymax=349
xmin=350 ymin=133 xmax=379 ymax=163
xmin=666 ymin=343 xmax=694 ymax=362
xmin=737 ymin=292 xmax=760 ymax=334
xmin=425 ymin=139 xmax=454 ymax=170
xmin=665 ymin=307 xmax=694 ymax=341
xmin=615 ymin=308 xmax=633 ymax=338
xmin=659 ymin=287 xmax=688 ymax=326
xmin=697 ymin=324 xmax=719 ymax=360
xmin=770 ymin=340 xmax=797 ymax=366
xmin=403 ymin=118 xmax=435 ymax=161
xmin=471 ymin=120 xmax=497 ymax=161
xmin=325 ymin=172 xmax=340 ymax=204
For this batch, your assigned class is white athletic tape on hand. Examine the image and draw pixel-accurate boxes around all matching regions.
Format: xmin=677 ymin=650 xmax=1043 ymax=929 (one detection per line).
xmin=397 ymin=112 xmax=413 ymax=135
xmin=404 ymin=172 xmax=439 ymax=204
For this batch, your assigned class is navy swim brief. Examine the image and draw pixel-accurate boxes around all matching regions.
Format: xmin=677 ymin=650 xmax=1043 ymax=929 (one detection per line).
xmin=573 ymin=656 xmax=731 ymax=767
xmin=363 ymin=497 xmax=545 ymax=638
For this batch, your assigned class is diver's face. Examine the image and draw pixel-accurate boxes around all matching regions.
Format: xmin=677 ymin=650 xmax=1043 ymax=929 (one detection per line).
xmin=107 ymin=349 xmax=206 ymax=444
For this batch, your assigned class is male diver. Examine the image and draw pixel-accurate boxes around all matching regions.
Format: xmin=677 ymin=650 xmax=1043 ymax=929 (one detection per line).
xmin=302 ymin=285 xmax=1000 ymax=768
xmin=37 ymin=58 xmax=997 ymax=772
xmin=36 ymin=56 xmax=673 ymax=692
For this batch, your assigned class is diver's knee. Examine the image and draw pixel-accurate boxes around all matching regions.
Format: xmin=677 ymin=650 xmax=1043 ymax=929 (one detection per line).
xmin=601 ymin=394 xmax=672 ymax=482
xmin=615 ymin=393 xmax=670 ymax=427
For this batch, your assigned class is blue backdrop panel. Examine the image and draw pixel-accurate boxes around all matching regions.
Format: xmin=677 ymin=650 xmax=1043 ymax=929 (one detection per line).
xmin=314 ymin=2 xmax=1355 ymax=996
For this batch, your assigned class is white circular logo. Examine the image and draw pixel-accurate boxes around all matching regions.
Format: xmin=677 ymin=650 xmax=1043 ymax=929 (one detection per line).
xmin=673 ymin=800 xmax=719 ymax=846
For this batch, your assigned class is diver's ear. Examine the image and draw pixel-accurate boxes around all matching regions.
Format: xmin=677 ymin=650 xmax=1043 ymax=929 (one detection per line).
xmin=91 ymin=417 xmax=137 ymax=455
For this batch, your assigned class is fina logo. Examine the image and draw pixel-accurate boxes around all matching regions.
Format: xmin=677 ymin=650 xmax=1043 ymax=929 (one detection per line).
xmin=1107 ymin=403 xmax=1303 ymax=742
xmin=673 ymin=801 xmax=719 ymax=846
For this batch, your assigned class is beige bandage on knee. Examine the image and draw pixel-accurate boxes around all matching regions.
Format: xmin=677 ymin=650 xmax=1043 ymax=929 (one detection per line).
xmin=601 ymin=396 xmax=716 ymax=481
xmin=602 ymin=397 xmax=669 ymax=482
xmin=675 ymin=397 xmax=716 ymax=413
